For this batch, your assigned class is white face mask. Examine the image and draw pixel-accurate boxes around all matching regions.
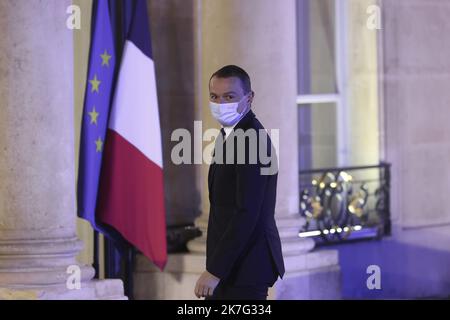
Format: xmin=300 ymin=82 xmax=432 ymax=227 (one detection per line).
xmin=209 ymin=94 xmax=249 ymax=127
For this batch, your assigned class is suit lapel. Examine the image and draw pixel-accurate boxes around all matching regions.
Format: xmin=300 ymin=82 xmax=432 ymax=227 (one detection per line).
xmin=208 ymin=161 xmax=216 ymax=191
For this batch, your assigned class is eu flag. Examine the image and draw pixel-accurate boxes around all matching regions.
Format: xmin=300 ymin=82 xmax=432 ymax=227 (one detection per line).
xmin=77 ymin=0 xmax=167 ymax=271
xmin=77 ymin=0 xmax=116 ymax=233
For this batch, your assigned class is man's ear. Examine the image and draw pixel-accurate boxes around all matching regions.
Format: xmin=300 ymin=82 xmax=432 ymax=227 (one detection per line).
xmin=249 ymin=90 xmax=255 ymax=104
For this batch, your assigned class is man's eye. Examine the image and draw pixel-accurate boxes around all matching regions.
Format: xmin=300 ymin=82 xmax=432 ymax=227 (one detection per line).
xmin=226 ymin=96 xmax=234 ymax=100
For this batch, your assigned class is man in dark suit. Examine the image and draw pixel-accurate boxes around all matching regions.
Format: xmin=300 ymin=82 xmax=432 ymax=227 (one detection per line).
xmin=194 ymin=65 xmax=285 ymax=300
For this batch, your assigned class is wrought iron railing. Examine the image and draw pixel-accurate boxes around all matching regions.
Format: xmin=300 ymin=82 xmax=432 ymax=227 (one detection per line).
xmin=299 ymin=162 xmax=391 ymax=245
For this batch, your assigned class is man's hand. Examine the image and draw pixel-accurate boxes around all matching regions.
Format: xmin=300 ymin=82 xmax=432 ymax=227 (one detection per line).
xmin=194 ymin=270 xmax=220 ymax=299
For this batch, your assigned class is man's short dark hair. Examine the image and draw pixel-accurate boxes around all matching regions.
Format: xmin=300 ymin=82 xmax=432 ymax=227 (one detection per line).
xmin=209 ymin=65 xmax=252 ymax=94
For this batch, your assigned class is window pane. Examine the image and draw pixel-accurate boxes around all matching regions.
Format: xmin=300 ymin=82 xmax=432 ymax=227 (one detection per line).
xmin=297 ymin=0 xmax=337 ymax=95
xmin=298 ymin=103 xmax=337 ymax=170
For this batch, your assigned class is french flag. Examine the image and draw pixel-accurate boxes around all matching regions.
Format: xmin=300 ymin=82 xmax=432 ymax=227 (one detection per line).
xmin=96 ymin=0 xmax=167 ymax=270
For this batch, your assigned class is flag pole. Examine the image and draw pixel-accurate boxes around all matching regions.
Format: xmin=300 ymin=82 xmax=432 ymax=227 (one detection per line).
xmin=93 ymin=230 xmax=99 ymax=278
xmin=125 ymin=245 xmax=135 ymax=299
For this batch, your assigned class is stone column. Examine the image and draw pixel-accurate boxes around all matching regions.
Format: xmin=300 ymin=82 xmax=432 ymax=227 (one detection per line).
xmin=0 ymin=0 xmax=124 ymax=299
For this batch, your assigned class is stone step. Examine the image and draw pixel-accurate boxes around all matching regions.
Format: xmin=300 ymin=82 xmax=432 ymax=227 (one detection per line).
xmin=281 ymin=237 xmax=315 ymax=254
xmin=276 ymin=216 xmax=306 ymax=228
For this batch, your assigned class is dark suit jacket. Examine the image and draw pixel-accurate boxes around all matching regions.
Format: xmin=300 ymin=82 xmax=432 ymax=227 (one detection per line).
xmin=206 ymin=110 xmax=285 ymax=287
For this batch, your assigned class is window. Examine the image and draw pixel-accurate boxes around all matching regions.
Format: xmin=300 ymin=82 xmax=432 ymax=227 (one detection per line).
xmin=297 ymin=0 xmax=349 ymax=170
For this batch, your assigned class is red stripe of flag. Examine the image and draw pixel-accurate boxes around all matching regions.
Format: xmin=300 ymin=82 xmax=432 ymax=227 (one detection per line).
xmin=97 ymin=129 xmax=167 ymax=270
